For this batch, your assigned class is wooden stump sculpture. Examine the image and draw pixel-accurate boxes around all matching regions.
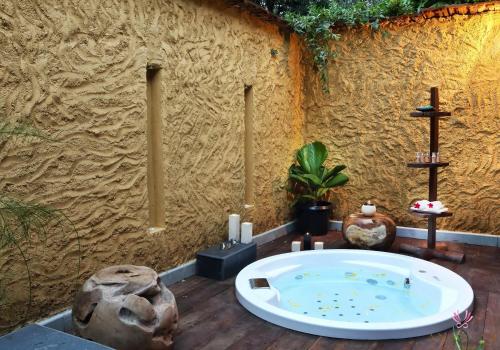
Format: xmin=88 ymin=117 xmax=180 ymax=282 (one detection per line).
xmin=342 ymin=213 xmax=396 ymax=251
xmin=73 ymin=265 xmax=178 ymax=350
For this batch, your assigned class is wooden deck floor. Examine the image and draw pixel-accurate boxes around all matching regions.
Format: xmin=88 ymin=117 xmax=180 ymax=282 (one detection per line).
xmin=169 ymin=232 xmax=500 ymax=350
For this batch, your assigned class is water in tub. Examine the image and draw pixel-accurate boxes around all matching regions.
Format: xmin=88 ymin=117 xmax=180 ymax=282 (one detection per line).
xmin=271 ymin=265 xmax=440 ymax=323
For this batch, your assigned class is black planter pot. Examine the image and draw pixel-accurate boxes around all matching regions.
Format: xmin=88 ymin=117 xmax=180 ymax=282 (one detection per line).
xmin=296 ymin=201 xmax=332 ymax=236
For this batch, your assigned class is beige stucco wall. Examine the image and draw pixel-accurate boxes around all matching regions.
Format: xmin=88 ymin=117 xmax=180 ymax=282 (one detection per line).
xmin=303 ymin=11 xmax=499 ymax=234
xmin=0 ymin=0 xmax=304 ymax=330
xmin=0 ymin=0 xmax=498 ymax=333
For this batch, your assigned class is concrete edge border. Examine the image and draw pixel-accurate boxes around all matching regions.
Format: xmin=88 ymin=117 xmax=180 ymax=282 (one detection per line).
xmin=329 ymin=220 xmax=499 ymax=247
xmin=38 ymin=220 xmax=297 ymax=331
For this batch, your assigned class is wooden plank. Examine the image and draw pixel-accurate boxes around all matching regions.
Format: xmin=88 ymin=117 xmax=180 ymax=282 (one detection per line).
xmin=409 ymin=111 xmax=451 ymax=117
xmin=462 ymin=244 xmax=500 ymax=271
xmin=430 ymin=87 xmax=439 ymax=112
xmin=411 ymin=332 xmax=447 ymax=350
xmin=200 ymin=293 xmax=300 ymax=350
xmin=407 ymin=162 xmax=449 ymax=168
xmin=308 ymin=337 xmax=343 ymax=349
xmin=399 ymin=243 xmax=465 ymax=263
xmin=258 ymin=236 xmax=291 ymax=258
xmin=197 ymin=291 xmax=264 ymax=350
xmin=175 ymin=289 xmax=251 ymax=349
xmin=169 ymin=275 xmax=209 ymax=295
xmin=265 ymin=329 xmax=317 ymax=350
xmin=176 ymin=288 xmax=236 ymax=334
xmin=483 ymin=292 xmax=500 ymax=349
xmin=392 ymin=236 xmax=427 ymax=252
xmin=374 ymin=339 xmax=414 ymax=350
xmin=431 ymin=258 xmax=457 ymax=271
xmin=225 ymin=319 xmax=288 ymax=350
xmin=409 ymin=210 xmax=453 ymax=218
xmin=333 ymin=340 xmax=378 ymax=349
xmin=453 ymin=264 xmax=500 ymax=293
xmin=309 ymin=338 xmax=378 ymax=350
xmin=199 ymin=314 xmax=258 ymax=350
xmin=176 ymin=278 xmax=233 ymax=314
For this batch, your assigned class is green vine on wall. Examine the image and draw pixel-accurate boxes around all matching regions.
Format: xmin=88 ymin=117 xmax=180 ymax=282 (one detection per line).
xmin=282 ymin=0 xmax=488 ymax=93
xmin=285 ymin=6 xmax=340 ymax=93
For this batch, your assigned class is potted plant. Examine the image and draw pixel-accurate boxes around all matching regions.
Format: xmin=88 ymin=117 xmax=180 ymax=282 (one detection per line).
xmin=288 ymin=141 xmax=348 ymax=235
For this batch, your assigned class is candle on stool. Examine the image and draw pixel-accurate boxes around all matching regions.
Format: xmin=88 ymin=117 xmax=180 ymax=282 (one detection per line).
xmin=228 ymin=214 xmax=240 ymax=241
xmin=291 ymin=241 xmax=301 ymax=252
xmin=241 ymin=222 xmax=253 ymax=244
xmin=303 ymin=232 xmax=312 ymax=251
xmin=314 ymin=242 xmax=324 ymax=250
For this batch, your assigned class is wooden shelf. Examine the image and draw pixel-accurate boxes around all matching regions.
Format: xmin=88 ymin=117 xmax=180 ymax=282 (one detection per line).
xmin=407 ymin=162 xmax=449 ymax=168
xmin=401 ymin=87 xmax=463 ymax=263
xmin=410 ymin=111 xmax=451 ymax=118
xmin=410 ymin=210 xmax=453 ymax=218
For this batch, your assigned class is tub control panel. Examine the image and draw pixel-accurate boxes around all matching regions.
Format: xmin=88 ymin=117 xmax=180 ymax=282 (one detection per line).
xmin=250 ymin=278 xmax=270 ymax=289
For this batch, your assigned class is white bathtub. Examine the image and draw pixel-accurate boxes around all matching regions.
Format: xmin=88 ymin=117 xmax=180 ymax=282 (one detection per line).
xmin=235 ymin=249 xmax=473 ymax=339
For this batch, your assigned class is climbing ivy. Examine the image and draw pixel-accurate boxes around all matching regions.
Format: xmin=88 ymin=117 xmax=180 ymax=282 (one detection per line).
xmin=270 ymin=0 xmax=490 ymax=93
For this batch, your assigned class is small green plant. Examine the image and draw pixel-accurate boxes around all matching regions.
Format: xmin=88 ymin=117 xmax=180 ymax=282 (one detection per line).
xmin=452 ymin=310 xmax=485 ymax=350
xmin=0 ymin=119 xmax=80 ymax=325
xmin=285 ymin=6 xmax=340 ymax=93
xmin=288 ymin=141 xmax=348 ymax=205
xmin=0 ymin=121 xmax=51 ymax=140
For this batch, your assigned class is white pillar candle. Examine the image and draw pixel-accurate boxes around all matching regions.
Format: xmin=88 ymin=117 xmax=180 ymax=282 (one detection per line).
xmin=291 ymin=241 xmax=301 ymax=252
xmin=241 ymin=222 xmax=253 ymax=244
xmin=314 ymin=242 xmax=324 ymax=250
xmin=228 ymin=214 xmax=240 ymax=241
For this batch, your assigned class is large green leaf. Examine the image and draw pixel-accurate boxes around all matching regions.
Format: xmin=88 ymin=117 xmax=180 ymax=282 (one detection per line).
xmin=316 ymin=187 xmax=330 ymax=198
xmin=288 ymin=141 xmax=348 ymax=203
xmin=319 ymin=166 xmax=328 ymax=180
xmin=324 ymin=164 xmax=346 ymax=181
xmin=288 ymin=164 xmax=305 ymax=176
xmin=291 ymin=194 xmax=317 ymax=207
xmin=296 ymin=141 xmax=328 ymax=177
xmin=289 ymin=173 xmax=311 ymax=186
xmin=301 ymin=174 xmax=323 ymax=187
xmin=324 ymin=173 xmax=349 ymax=188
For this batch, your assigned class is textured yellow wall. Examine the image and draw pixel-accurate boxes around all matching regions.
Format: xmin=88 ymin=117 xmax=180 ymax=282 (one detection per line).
xmin=0 ymin=0 xmax=304 ymax=329
xmin=304 ymin=12 xmax=499 ymax=234
xmin=0 ymin=0 xmax=498 ymax=333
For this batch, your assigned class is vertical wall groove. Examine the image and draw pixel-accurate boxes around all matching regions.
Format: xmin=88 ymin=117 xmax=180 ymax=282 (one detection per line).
xmin=146 ymin=67 xmax=165 ymax=227
xmin=244 ymin=85 xmax=254 ymax=204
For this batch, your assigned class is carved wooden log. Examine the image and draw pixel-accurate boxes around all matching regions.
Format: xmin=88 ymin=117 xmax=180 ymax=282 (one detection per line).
xmin=73 ymin=265 xmax=178 ymax=350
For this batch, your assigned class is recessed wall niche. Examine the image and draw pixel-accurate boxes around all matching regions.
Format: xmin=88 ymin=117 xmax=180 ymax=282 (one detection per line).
xmin=244 ymin=85 xmax=255 ymax=205
xmin=146 ymin=65 xmax=165 ymax=228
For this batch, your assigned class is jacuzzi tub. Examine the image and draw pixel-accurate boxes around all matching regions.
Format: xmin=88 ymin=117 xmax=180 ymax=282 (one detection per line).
xmin=235 ymin=249 xmax=473 ymax=339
